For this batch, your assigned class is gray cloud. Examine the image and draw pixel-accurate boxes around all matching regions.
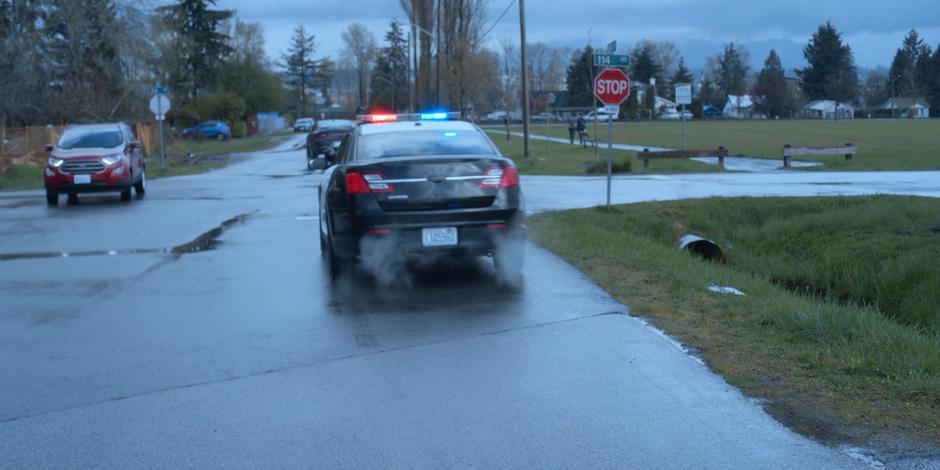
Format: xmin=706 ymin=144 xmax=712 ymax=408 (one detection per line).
xmin=218 ymin=0 xmax=940 ymax=69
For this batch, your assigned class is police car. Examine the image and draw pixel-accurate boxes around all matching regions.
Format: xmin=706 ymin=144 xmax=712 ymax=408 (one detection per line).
xmin=318 ymin=112 xmax=525 ymax=282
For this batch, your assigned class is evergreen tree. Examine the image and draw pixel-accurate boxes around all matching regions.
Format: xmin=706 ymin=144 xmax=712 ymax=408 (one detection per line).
xmin=160 ymin=0 xmax=234 ymax=99
xmin=714 ymin=43 xmax=748 ymax=98
xmin=889 ymin=29 xmax=932 ymax=97
xmin=929 ymin=46 xmax=940 ymax=116
xmin=752 ymin=50 xmax=788 ymax=118
xmin=671 ymin=58 xmax=693 ymax=86
xmin=630 ymin=42 xmax=661 ymax=85
xmin=797 ymin=21 xmax=859 ymax=103
xmin=369 ymin=21 xmax=409 ymax=112
xmin=281 ymin=25 xmax=318 ymax=117
xmin=565 ymin=46 xmax=594 ymax=107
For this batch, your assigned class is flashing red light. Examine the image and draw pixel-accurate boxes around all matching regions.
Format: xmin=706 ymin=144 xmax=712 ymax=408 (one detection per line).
xmin=367 ymin=114 xmax=398 ymax=122
xmin=486 ymin=224 xmax=508 ymax=229
xmin=367 ymin=229 xmax=392 ymax=234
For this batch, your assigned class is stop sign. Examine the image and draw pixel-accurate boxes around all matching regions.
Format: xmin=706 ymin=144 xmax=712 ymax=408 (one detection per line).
xmin=594 ymin=68 xmax=631 ymax=106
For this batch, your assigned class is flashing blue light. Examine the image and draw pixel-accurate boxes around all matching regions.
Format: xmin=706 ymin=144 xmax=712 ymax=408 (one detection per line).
xmin=420 ymin=112 xmax=449 ymax=120
xmin=444 ymin=132 xmax=458 ymax=137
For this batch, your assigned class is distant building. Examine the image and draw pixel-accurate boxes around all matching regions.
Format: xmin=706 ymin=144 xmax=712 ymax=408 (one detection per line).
xmin=801 ymin=100 xmax=855 ymax=120
xmin=723 ymin=95 xmax=766 ymax=119
xmin=880 ymin=97 xmax=931 ymax=119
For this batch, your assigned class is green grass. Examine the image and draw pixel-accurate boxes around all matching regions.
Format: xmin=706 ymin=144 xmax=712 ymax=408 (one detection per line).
xmin=529 ymin=195 xmax=940 ymax=448
xmin=147 ymin=133 xmax=289 ymax=179
xmin=489 ymin=131 xmax=721 ymax=175
xmin=0 ymin=164 xmax=43 ymax=191
xmin=520 ymin=120 xmax=940 ymax=171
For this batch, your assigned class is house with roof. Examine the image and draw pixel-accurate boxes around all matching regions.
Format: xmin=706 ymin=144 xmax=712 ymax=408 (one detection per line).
xmin=880 ymin=97 xmax=931 ymax=119
xmin=801 ymin=100 xmax=855 ymax=120
xmin=723 ymin=95 xmax=766 ymax=119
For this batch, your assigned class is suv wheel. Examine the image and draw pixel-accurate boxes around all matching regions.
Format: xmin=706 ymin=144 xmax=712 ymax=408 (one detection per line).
xmin=120 ymin=186 xmax=132 ymax=202
xmin=134 ymin=170 xmax=146 ymax=196
xmin=216 ymin=133 xmax=226 ymax=142
xmin=46 ymin=190 xmax=58 ymax=207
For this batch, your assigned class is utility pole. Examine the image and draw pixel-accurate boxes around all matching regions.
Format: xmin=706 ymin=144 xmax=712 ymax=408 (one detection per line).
xmin=435 ymin=0 xmax=442 ymax=107
xmin=409 ymin=7 xmax=417 ymax=114
xmin=518 ymin=0 xmax=530 ymax=158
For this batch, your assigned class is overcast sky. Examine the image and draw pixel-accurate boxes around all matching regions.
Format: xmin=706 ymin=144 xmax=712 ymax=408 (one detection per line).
xmin=223 ymin=0 xmax=940 ymax=73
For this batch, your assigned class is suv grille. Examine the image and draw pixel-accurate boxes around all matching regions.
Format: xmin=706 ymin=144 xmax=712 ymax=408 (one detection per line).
xmin=61 ymin=160 xmax=105 ymax=175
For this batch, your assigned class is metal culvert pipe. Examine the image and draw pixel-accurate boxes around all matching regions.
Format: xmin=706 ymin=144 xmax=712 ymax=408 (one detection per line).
xmin=677 ymin=234 xmax=724 ymax=262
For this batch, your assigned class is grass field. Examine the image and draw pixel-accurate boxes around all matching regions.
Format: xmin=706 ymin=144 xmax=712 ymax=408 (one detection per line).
xmin=529 ymin=196 xmax=940 ymax=450
xmin=519 ymin=119 xmax=940 ymax=171
xmin=0 ymin=133 xmax=289 ymax=190
xmin=490 ymin=131 xmax=721 ymax=175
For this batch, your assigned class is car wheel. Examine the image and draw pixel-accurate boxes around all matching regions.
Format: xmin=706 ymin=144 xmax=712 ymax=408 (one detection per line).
xmin=216 ymin=133 xmax=226 ymax=142
xmin=134 ymin=170 xmax=146 ymax=196
xmin=67 ymin=193 xmax=78 ymax=205
xmin=120 ymin=186 xmax=132 ymax=202
xmin=46 ymin=190 xmax=58 ymax=207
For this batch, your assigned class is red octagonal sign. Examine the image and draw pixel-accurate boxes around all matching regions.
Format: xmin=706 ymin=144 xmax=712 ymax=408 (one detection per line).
xmin=594 ymin=68 xmax=631 ymax=106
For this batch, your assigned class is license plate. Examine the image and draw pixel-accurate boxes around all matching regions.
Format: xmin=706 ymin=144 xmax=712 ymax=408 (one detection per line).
xmin=73 ymin=174 xmax=91 ymax=184
xmin=422 ymin=227 xmax=458 ymax=247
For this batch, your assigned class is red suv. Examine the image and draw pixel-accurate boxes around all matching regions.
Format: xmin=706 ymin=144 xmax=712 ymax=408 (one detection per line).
xmin=44 ymin=123 xmax=146 ymax=206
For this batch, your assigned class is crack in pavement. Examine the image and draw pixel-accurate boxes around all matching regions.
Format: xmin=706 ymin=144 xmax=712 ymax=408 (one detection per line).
xmin=0 ymin=310 xmax=628 ymax=425
xmin=0 ymin=212 xmax=255 ymax=262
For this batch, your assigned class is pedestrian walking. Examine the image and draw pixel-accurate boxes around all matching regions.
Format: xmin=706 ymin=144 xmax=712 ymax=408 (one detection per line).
xmin=576 ymin=113 xmax=586 ymax=146
xmin=567 ymin=117 xmax=576 ymax=144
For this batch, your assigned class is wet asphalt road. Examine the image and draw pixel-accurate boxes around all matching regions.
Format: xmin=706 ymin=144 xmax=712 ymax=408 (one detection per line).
xmin=2 ymin=135 xmax=939 ymax=468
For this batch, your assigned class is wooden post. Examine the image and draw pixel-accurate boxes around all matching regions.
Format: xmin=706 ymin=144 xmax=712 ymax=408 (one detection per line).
xmin=783 ymin=144 xmax=791 ymax=168
xmin=845 ymin=142 xmax=853 ymax=161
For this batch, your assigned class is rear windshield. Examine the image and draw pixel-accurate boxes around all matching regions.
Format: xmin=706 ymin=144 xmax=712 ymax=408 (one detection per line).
xmin=358 ymin=130 xmax=493 ymax=160
xmin=316 ymin=126 xmax=353 ymax=134
xmin=57 ymin=129 xmax=123 ymax=149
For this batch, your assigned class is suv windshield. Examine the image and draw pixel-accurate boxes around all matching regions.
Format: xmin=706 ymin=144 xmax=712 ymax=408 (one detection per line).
xmin=57 ymin=129 xmax=123 ymax=149
xmin=358 ymin=130 xmax=492 ymax=159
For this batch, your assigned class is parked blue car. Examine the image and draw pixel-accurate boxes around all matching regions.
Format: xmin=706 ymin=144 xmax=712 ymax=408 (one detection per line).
xmin=181 ymin=121 xmax=231 ymax=141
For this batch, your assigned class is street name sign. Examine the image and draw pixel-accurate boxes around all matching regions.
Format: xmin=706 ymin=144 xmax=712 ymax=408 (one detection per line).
xmin=593 ymin=54 xmax=630 ymax=67
xmin=147 ymin=86 xmax=168 ymax=95
xmin=594 ymin=68 xmax=632 ymax=106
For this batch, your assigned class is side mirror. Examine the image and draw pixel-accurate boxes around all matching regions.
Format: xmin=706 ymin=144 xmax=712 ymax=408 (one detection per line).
xmin=128 ymin=142 xmax=140 ymax=150
xmin=45 ymin=144 xmax=54 ymax=152
xmin=325 ymin=148 xmax=337 ymax=166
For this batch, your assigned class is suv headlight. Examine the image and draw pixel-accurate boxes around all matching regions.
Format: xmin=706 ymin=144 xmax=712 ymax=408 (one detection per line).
xmin=102 ymin=155 xmax=122 ymax=166
xmin=48 ymin=157 xmax=64 ymax=168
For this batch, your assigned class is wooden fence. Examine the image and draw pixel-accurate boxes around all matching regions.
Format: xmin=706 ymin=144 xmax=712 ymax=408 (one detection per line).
xmin=1 ymin=123 xmax=156 ymax=175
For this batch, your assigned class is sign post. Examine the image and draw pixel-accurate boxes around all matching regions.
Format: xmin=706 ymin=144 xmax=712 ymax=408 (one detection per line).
xmin=675 ymin=83 xmax=692 ymax=150
xmin=594 ymin=68 xmax=632 ymax=208
xmin=148 ymin=84 xmax=171 ymax=169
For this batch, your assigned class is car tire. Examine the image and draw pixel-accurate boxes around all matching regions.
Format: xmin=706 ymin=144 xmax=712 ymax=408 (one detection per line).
xmin=120 ymin=187 xmax=132 ymax=202
xmin=67 ymin=193 xmax=78 ymax=205
xmin=216 ymin=133 xmax=226 ymax=142
xmin=134 ymin=170 xmax=146 ymax=196
xmin=46 ymin=190 xmax=58 ymax=207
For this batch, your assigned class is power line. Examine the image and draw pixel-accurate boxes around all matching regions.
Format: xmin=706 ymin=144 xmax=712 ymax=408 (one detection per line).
xmin=481 ymin=0 xmax=517 ymax=41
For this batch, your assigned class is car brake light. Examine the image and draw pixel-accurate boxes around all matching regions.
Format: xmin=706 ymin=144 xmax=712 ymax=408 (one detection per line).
xmin=480 ymin=166 xmax=518 ymax=188
xmin=346 ymin=171 xmax=394 ymax=193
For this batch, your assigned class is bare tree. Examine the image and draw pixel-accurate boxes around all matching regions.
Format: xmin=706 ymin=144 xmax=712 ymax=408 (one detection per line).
xmin=341 ymin=23 xmax=377 ymax=108
xmin=499 ymin=35 xmax=517 ymax=113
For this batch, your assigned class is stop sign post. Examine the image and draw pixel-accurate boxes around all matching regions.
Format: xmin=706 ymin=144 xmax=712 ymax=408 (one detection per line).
xmin=593 ymin=68 xmax=631 ymax=207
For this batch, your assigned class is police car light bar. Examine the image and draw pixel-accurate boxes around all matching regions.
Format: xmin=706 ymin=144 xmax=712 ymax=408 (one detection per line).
xmin=357 ymin=112 xmax=460 ymax=123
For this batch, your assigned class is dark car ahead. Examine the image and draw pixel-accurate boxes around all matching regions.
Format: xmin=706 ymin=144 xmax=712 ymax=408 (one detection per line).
xmin=44 ymin=123 xmax=146 ymax=206
xmin=181 ymin=121 xmax=230 ymax=141
xmin=305 ymin=119 xmax=355 ymax=170
xmin=318 ymin=114 xmax=525 ymax=283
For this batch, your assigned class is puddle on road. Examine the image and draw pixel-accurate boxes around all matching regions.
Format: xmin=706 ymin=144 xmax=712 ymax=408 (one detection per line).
xmin=0 ymin=212 xmax=253 ymax=262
